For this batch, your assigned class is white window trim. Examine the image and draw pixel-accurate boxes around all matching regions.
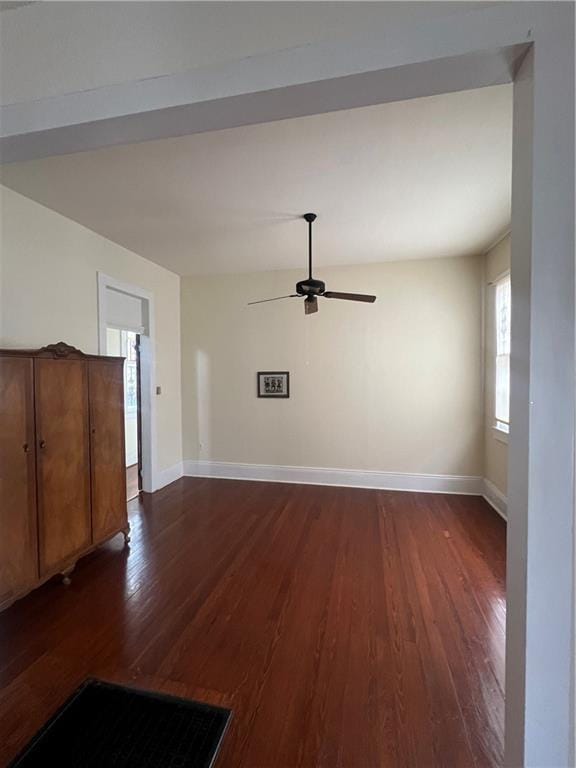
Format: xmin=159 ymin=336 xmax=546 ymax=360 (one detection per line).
xmin=493 ymin=423 xmax=509 ymax=444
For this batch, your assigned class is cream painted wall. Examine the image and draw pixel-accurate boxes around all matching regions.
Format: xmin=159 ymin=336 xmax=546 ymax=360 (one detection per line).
xmin=0 ymin=180 xmax=496 ymax=484
xmin=181 ymin=255 xmax=483 ymax=477
xmin=0 ymin=185 xmax=182 ymax=476
xmin=484 ymin=234 xmax=510 ymax=496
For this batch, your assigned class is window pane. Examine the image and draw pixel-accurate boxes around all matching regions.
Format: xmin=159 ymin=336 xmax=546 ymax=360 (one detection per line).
xmin=121 ymin=330 xmax=138 ymax=412
xmin=120 ymin=329 xmax=139 ymax=467
xmin=494 ymin=274 xmax=511 ymax=427
xmin=496 ymin=276 xmax=511 ymax=355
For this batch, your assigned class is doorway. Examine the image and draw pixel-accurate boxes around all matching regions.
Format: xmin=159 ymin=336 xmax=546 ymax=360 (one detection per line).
xmin=98 ymin=273 xmax=156 ymax=495
xmin=106 ymin=328 xmax=142 ymax=500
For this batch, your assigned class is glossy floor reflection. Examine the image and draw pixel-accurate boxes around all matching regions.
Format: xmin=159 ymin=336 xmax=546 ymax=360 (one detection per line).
xmin=0 ymin=478 xmax=506 ymax=767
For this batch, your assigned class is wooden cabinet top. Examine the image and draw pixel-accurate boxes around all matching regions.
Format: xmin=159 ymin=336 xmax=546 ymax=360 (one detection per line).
xmin=0 ymin=341 xmax=124 ymax=363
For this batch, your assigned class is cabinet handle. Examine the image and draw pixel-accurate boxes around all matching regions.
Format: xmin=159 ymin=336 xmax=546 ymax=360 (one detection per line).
xmin=39 ymin=439 xmax=46 ymax=449
xmin=23 ymin=443 xmax=29 ymax=453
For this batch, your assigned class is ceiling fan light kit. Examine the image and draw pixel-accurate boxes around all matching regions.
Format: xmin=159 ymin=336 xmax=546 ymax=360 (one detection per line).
xmin=249 ymin=213 xmax=377 ymax=315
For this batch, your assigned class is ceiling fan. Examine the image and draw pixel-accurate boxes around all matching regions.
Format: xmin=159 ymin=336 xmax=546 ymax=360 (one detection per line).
xmin=248 ymin=213 xmax=377 ymax=315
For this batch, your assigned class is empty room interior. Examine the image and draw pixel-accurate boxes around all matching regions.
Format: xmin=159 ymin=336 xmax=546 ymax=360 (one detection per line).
xmin=0 ymin=3 xmax=574 ymax=768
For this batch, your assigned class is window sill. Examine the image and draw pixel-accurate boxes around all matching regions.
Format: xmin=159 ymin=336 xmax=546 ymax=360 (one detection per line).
xmin=492 ymin=426 xmax=509 ymax=444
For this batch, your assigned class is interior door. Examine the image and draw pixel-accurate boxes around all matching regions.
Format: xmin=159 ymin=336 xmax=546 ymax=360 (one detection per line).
xmin=0 ymin=356 xmax=38 ymax=606
xmin=89 ymin=358 xmax=127 ymax=541
xmin=35 ymin=357 xmax=91 ymax=575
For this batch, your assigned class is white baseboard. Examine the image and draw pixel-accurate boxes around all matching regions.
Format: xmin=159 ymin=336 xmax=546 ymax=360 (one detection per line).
xmin=482 ymin=479 xmax=508 ymax=520
xmin=154 ymin=461 xmax=183 ymax=492
xmin=182 ymin=460 xmax=484 ymax=495
xmin=161 ymin=461 xmax=507 ymax=522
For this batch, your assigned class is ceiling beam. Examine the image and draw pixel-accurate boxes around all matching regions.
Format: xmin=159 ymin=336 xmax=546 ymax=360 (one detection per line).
xmin=0 ymin=3 xmax=532 ymax=164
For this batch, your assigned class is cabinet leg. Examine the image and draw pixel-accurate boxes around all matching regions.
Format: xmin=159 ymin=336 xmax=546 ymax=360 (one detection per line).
xmin=61 ymin=564 xmax=75 ymax=586
xmin=123 ymin=524 xmax=131 ymax=546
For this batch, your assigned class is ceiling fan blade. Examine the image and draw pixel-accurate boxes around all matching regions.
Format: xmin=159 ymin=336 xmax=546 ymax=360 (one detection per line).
xmin=248 ymin=294 xmax=299 ymax=305
xmin=323 ymin=291 xmax=377 ymax=303
xmin=304 ymin=296 xmax=318 ymax=315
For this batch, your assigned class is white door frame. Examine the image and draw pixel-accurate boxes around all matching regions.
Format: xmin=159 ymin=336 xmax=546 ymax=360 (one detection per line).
xmin=97 ymin=272 xmax=157 ymax=494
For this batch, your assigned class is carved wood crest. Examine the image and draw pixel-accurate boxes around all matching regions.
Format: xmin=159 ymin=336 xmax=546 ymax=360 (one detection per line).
xmin=38 ymin=342 xmax=87 ymax=359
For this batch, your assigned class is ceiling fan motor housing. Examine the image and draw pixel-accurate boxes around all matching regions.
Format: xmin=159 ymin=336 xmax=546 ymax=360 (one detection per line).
xmin=296 ymin=278 xmax=325 ymax=296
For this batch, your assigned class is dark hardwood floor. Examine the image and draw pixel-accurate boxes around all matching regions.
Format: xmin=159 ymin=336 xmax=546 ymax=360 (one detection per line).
xmin=0 ymin=478 xmax=506 ymax=767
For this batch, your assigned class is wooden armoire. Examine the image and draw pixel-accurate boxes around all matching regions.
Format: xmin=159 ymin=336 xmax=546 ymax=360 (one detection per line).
xmin=0 ymin=342 xmax=130 ymax=612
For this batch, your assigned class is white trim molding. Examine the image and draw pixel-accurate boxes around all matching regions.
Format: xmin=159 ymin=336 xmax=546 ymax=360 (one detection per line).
xmin=492 ymin=425 xmax=509 ymax=445
xmin=183 ymin=460 xmax=483 ymax=496
xmin=154 ymin=462 xmax=184 ymax=492
xmin=483 ymin=479 xmax=508 ymax=521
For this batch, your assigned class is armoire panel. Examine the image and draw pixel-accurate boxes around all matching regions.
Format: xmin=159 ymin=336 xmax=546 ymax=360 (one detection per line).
xmin=89 ymin=359 xmax=127 ymax=542
xmin=0 ymin=357 xmax=38 ymax=607
xmin=35 ymin=357 xmax=92 ymax=575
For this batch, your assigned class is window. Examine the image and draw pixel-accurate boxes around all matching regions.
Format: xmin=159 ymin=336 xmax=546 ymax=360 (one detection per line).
xmin=494 ymin=273 xmax=511 ymax=433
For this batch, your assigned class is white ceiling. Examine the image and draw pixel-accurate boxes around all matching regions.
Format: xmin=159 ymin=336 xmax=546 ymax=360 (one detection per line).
xmin=0 ymin=84 xmax=512 ymax=276
xmin=0 ymin=2 xmax=485 ymax=106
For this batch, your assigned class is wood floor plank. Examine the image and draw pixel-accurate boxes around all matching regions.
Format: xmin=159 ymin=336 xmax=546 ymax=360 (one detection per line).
xmin=0 ymin=478 xmax=506 ymax=767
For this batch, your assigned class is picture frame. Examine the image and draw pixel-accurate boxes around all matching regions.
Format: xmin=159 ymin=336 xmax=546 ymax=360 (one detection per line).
xmin=257 ymin=371 xmax=290 ymax=398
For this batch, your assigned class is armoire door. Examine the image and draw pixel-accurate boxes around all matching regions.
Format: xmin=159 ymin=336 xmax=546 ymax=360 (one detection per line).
xmin=35 ymin=358 xmax=92 ymax=575
xmin=89 ymin=359 xmax=127 ymax=542
xmin=0 ymin=357 xmax=38 ymax=607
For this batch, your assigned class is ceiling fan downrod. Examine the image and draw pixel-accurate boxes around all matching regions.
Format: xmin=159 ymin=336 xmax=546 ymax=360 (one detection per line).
xmin=303 ymin=212 xmax=317 ymax=280
xmin=247 ymin=212 xmax=377 ymax=314
xmin=296 ymin=213 xmax=325 ymax=299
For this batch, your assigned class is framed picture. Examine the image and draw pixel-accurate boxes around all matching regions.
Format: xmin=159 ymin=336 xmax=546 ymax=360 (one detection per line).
xmin=257 ymin=371 xmax=290 ymax=398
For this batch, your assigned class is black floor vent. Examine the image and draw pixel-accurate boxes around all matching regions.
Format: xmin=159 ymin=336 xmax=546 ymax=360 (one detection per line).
xmin=10 ymin=678 xmax=232 ymax=768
